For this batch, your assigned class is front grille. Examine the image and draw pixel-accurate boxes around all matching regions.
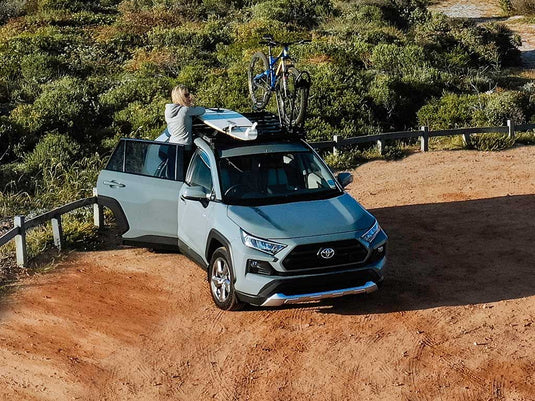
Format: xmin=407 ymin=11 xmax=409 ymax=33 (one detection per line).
xmin=282 ymin=239 xmax=368 ymax=271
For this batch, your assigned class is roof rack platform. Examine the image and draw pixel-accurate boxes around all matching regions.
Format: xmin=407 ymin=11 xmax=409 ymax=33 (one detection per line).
xmin=193 ymin=111 xmax=306 ymax=147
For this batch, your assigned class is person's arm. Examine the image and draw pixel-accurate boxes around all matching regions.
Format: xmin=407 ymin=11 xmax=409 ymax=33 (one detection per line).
xmin=186 ymin=106 xmax=205 ymax=116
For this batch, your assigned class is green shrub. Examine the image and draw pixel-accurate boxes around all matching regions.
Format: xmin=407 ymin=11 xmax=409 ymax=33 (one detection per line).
xmin=147 ymin=21 xmax=231 ymax=52
xmin=515 ymin=131 xmax=535 ymax=144
xmin=324 ymin=149 xmax=365 ymax=170
xmin=37 ymin=0 xmax=120 ymax=12
xmin=469 ymin=133 xmax=515 ymax=151
xmin=485 ymin=91 xmax=527 ymax=126
xmin=20 ymin=132 xmax=80 ymax=175
xmin=10 ymin=77 xmax=98 ymax=147
xmin=252 ymin=0 xmax=334 ymax=29
xmin=99 ymin=74 xmax=171 ymax=112
xmin=112 ymin=98 xmax=166 ymax=139
xmin=0 ymin=116 xmax=15 ymax=162
xmin=382 ymin=144 xmax=406 ymax=160
xmin=20 ymin=52 xmax=60 ymax=83
xmin=417 ymin=93 xmax=486 ymax=129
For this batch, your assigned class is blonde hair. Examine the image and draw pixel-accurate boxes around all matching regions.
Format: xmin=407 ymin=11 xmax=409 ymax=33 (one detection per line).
xmin=171 ymin=85 xmax=190 ymax=106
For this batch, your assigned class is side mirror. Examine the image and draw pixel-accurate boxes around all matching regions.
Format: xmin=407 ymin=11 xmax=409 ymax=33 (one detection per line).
xmin=182 ymin=185 xmax=209 ymax=201
xmin=336 ymin=172 xmax=353 ymax=188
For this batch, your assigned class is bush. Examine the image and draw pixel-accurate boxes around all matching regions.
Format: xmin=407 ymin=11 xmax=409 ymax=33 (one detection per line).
xmin=417 ymin=93 xmax=486 ymax=129
xmin=469 ymin=133 xmax=515 ymax=151
xmin=112 ymin=98 xmax=166 ymax=139
xmin=20 ymin=52 xmax=60 ymax=83
xmin=252 ymin=0 xmax=334 ymax=29
xmin=510 ymin=0 xmax=535 ymax=14
xmin=515 ymin=131 xmax=535 ymax=144
xmin=0 ymin=0 xmax=27 ymax=23
xmin=10 ymin=77 xmax=98 ymax=146
xmin=485 ymin=91 xmax=527 ymax=126
xmin=20 ymin=132 xmax=80 ymax=175
xmin=99 ymin=74 xmax=171 ymax=112
xmin=324 ymin=149 xmax=365 ymax=170
xmin=37 ymin=0 xmax=120 ymax=12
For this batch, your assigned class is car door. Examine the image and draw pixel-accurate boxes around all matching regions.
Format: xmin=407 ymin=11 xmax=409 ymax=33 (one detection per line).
xmin=97 ymin=138 xmax=186 ymax=246
xmin=178 ymin=148 xmax=216 ymax=259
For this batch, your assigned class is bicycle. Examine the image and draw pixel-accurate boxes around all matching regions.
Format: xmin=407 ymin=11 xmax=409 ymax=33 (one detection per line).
xmin=248 ymin=34 xmax=311 ymax=127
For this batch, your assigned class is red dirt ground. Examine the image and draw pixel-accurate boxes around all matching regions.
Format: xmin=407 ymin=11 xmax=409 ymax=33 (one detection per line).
xmin=0 ymin=146 xmax=534 ymax=400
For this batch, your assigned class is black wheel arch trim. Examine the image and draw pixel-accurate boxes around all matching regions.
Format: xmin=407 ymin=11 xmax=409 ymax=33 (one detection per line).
xmin=205 ymin=229 xmax=233 ymax=264
xmin=205 ymin=229 xmax=234 ymax=281
xmin=97 ymin=195 xmax=129 ymax=234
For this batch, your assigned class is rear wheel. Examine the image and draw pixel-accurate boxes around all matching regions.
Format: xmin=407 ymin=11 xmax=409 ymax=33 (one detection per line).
xmin=209 ymin=247 xmax=242 ymax=311
xmin=277 ymin=66 xmax=307 ymax=127
xmin=248 ymin=51 xmax=271 ymax=110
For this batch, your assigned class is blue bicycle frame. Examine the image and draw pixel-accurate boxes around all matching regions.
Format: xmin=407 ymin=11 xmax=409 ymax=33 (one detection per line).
xmin=255 ymin=44 xmax=292 ymax=92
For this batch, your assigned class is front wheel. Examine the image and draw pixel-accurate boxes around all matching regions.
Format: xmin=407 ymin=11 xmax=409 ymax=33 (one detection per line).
xmin=277 ymin=67 xmax=307 ymax=127
xmin=208 ymin=247 xmax=242 ymax=311
xmin=248 ymin=51 xmax=271 ymax=110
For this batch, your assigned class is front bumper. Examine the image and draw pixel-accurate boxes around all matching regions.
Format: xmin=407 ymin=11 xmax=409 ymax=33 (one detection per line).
xmin=261 ymin=280 xmax=378 ymax=306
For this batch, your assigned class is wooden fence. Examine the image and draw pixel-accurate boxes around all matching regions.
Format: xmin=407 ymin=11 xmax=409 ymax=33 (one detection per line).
xmin=1 ymin=120 xmax=534 ymax=267
xmin=0 ymin=189 xmax=103 ymax=267
xmin=311 ymin=120 xmax=535 ymax=153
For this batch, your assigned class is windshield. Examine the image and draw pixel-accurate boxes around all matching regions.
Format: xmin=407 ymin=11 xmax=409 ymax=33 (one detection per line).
xmin=218 ymin=150 xmax=341 ymax=206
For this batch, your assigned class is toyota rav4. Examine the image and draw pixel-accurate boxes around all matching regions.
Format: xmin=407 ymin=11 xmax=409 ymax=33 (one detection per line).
xmin=97 ymin=113 xmax=387 ymax=310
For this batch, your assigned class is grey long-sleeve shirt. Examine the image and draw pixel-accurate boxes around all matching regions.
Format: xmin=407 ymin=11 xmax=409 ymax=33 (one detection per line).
xmin=165 ymin=104 xmax=205 ymax=145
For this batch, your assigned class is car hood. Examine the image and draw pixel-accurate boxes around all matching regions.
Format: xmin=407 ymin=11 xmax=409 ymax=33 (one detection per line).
xmin=227 ymin=193 xmax=375 ymax=239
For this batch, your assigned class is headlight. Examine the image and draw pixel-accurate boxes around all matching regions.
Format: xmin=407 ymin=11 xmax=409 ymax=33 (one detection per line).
xmin=241 ymin=230 xmax=286 ymax=255
xmin=361 ymin=220 xmax=380 ymax=243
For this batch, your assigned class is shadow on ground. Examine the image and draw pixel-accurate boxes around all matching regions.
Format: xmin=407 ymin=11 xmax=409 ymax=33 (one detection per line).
xmin=320 ymin=194 xmax=535 ymax=315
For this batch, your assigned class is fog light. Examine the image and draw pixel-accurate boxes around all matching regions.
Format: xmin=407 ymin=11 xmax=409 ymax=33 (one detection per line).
xmin=377 ymin=246 xmax=384 ymax=253
xmin=246 ymin=260 xmax=276 ymax=276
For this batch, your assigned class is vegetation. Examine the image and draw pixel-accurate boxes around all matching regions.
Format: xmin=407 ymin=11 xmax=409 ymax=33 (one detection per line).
xmin=0 ymin=0 xmax=533 ymax=256
xmin=500 ymin=0 xmax=535 ymax=15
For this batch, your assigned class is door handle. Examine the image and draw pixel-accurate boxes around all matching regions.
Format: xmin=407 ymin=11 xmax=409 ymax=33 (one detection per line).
xmin=103 ymin=180 xmax=126 ymax=188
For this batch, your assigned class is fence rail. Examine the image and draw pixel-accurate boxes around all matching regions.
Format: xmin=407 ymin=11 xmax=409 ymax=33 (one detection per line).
xmin=0 ymin=189 xmax=103 ymax=267
xmin=311 ymin=120 xmax=535 ymax=153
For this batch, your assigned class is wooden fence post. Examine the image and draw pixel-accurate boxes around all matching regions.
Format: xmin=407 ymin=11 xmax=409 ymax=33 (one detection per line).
xmin=51 ymin=215 xmax=63 ymax=251
xmin=333 ymin=135 xmax=339 ymax=156
xmin=420 ymin=126 xmax=429 ymax=152
xmin=462 ymin=132 xmax=471 ymax=147
xmin=507 ymin=120 xmax=515 ymax=139
xmin=14 ymin=215 xmax=27 ymax=267
xmin=93 ymin=187 xmax=103 ymax=229
xmin=376 ymin=139 xmax=384 ymax=155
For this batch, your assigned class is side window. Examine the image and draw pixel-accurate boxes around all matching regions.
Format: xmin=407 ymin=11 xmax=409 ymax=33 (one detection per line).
xmin=106 ymin=140 xmax=125 ymax=172
xmin=105 ymin=139 xmax=184 ymax=181
xmin=187 ymin=150 xmax=212 ymax=191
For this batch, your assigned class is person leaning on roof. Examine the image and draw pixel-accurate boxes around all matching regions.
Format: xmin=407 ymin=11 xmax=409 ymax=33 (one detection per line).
xmin=165 ymin=85 xmax=205 ymax=148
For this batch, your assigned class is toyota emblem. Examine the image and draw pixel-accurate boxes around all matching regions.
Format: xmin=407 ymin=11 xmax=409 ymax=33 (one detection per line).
xmin=318 ymin=247 xmax=335 ymax=259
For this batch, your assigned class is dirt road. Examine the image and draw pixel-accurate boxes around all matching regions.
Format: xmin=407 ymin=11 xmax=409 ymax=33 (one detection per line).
xmin=0 ymin=146 xmax=534 ymax=400
xmin=430 ymin=0 xmax=535 ymax=69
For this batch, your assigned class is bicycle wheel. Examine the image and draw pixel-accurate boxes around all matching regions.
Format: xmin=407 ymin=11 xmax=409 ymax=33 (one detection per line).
xmin=248 ymin=51 xmax=271 ymax=110
xmin=277 ymin=67 xmax=307 ymax=127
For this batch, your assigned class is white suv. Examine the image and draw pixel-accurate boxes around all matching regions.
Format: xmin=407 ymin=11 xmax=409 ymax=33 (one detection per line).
xmin=97 ymin=113 xmax=387 ymax=310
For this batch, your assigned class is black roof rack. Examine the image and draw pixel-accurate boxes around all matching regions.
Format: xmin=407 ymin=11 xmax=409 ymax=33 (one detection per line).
xmin=193 ymin=111 xmax=306 ymax=148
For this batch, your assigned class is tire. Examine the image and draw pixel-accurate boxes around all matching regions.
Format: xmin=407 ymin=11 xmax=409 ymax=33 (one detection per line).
xmin=208 ymin=247 xmax=242 ymax=311
xmin=276 ymin=67 xmax=307 ymax=127
xmin=248 ymin=51 xmax=271 ymax=110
